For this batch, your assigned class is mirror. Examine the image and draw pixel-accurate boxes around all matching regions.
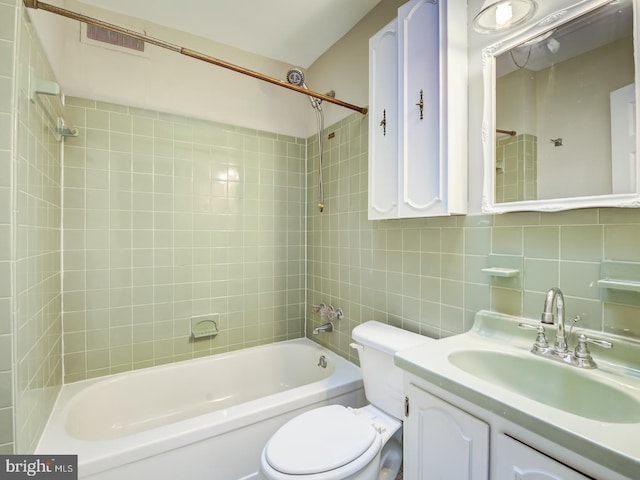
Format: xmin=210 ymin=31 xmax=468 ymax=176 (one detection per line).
xmin=481 ymin=0 xmax=640 ymax=213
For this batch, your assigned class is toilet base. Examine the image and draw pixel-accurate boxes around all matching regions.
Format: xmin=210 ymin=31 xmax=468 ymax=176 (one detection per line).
xmin=378 ymin=437 xmax=402 ymax=480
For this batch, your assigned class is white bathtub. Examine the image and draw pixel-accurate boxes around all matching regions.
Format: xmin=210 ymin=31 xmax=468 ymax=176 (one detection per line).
xmin=37 ymin=338 xmax=365 ymax=480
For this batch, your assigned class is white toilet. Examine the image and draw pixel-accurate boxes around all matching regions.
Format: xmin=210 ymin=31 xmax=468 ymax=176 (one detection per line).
xmin=259 ymin=321 xmax=433 ymax=480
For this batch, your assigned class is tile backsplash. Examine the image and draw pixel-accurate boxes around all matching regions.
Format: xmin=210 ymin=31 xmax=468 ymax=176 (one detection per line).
xmin=61 ymin=98 xmax=306 ymax=382
xmin=306 ymin=113 xmax=640 ymax=363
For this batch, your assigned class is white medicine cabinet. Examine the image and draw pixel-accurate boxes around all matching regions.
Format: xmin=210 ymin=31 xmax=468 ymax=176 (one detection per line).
xmin=368 ymin=0 xmax=468 ymax=219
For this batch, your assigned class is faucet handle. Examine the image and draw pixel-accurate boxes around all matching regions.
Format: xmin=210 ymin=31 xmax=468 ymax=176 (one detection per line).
xmin=573 ymin=334 xmax=612 ymax=368
xmin=321 ymin=304 xmax=335 ymax=317
xmin=518 ymin=323 xmax=550 ymax=353
xmin=574 ymin=334 xmax=612 ymax=358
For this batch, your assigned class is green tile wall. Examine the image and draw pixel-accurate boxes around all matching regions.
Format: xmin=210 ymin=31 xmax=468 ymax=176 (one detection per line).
xmin=496 ymin=133 xmax=537 ymax=203
xmin=2 ymin=0 xmax=64 ymax=454
xmin=62 ymin=98 xmax=306 ymax=382
xmin=306 ymin=112 xmax=640 ymax=363
xmin=0 ymin=0 xmax=15 ymax=455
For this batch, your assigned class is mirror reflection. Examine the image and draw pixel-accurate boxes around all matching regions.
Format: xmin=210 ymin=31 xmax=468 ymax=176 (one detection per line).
xmin=494 ymin=0 xmax=635 ymax=203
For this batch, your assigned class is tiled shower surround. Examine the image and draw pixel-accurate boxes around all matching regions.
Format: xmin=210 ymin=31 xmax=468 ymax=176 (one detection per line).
xmin=495 ymin=133 xmax=537 ymax=203
xmin=3 ymin=0 xmax=63 ymax=454
xmin=60 ymin=102 xmax=640 ymax=378
xmin=61 ymin=98 xmax=306 ymax=382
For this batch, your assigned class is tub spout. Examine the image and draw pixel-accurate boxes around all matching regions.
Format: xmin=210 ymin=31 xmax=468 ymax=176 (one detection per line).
xmin=312 ymin=322 xmax=334 ymax=335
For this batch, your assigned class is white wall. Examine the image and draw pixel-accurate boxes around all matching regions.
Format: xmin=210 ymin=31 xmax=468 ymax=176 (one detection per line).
xmin=535 ymin=37 xmax=634 ymax=199
xmin=307 ymin=0 xmax=406 ymax=129
xmin=496 ymin=68 xmax=536 ymax=136
xmin=27 ymin=0 xmax=315 ymax=138
xmin=28 ymin=0 xmax=407 ymax=138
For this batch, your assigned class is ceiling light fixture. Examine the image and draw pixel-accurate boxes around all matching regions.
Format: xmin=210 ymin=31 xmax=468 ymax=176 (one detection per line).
xmin=473 ymin=0 xmax=538 ymax=34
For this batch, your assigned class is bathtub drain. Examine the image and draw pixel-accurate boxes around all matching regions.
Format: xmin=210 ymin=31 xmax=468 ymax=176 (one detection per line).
xmin=317 ymin=355 xmax=327 ymax=368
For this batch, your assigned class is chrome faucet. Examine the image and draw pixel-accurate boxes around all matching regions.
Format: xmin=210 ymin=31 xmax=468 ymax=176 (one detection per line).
xmin=312 ymin=322 xmax=334 ymax=335
xmin=519 ymin=287 xmax=614 ymax=368
xmin=541 ymin=287 xmax=569 ymax=355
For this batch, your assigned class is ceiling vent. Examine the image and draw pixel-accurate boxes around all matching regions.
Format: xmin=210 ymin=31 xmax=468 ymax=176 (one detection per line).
xmin=81 ymin=23 xmax=149 ymax=57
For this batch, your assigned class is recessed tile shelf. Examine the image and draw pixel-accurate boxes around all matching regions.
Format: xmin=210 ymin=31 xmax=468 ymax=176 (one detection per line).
xmin=597 ymin=279 xmax=640 ymax=293
xmin=481 ymin=267 xmax=520 ymax=278
xmin=598 ymin=260 xmax=640 ymax=294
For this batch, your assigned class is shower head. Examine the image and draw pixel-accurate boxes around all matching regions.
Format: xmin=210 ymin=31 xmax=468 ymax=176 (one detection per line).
xmin=286 ymin=67 xmax=306 ymax=87
xmin=286 ymin=67 xmax=322 ymax=111
xmin=286 ymin=67 xmax=325 ymax=214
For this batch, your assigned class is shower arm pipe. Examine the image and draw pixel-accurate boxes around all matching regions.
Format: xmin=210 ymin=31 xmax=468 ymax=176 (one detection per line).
xmin=23 ymin=0 xmax=368 ymax=116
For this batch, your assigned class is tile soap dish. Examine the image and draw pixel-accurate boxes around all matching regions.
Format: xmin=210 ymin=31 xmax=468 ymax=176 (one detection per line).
xmin=191 ymin=314 xmax=220 ymax=339
xmin=598 ymin=260 xmax=640 ymax=293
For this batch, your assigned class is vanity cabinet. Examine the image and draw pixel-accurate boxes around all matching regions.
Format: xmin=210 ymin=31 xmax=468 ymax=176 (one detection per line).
xmin=368 ymin=0 xmax=467 ymax=220
xmin=403 ymin=373 xmax=621 ymax=480
xmin=403 ymin=382 xmax=489 ymax=479
xmin=495 ymin=435 xmax=591 ymax=480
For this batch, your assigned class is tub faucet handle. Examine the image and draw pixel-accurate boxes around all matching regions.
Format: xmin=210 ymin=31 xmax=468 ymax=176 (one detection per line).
xmin=311 ymin=303 xmax=325 ymax=314
xmin=321 ymin=304 xmax=335 ymax=317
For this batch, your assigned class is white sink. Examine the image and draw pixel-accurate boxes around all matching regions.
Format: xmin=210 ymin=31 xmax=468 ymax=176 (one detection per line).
xmin=448 ymin=349 xmax=640 ymax=423
xmin=395 ymin=310 xmax=640 ymax=478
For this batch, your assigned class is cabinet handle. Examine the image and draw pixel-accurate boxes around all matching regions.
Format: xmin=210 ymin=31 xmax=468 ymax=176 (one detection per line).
xmin=380 ymin=109 xmax=387 ymax=136
xmin=416 ymin=89 xmax=424 ymax=120
xmin=404 ymin=396 xmax=410 ymax=417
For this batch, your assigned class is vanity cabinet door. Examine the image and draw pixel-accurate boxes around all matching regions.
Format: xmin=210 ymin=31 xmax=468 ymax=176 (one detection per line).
xmin=404 ymin=382 xmax=489 ymax=480
xmin=368 ymin=19 xmax=399 ymax=220
xmin=495 ymin=434 xmax=591 ymax=480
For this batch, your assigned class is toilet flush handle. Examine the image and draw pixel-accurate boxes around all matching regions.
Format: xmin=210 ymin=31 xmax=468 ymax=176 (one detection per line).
xmin=350 ymin=342 xmax=363 ymax=353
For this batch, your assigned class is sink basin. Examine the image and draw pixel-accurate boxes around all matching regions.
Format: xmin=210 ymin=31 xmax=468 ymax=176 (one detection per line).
xmin=448 ymin=349 xmax=640 ymax=423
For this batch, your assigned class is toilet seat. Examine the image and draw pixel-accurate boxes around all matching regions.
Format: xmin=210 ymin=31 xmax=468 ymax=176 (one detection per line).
xmin=264 ymin=405 xmax=382 ymax=476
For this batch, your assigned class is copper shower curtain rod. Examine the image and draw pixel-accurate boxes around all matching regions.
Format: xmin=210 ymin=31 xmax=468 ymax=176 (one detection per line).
xmin=23 ymin=0 xmax=369 ymax=115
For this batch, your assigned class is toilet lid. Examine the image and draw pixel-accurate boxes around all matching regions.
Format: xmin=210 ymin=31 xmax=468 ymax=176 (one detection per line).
xmin=265 ymin=405 xmax=378 ymax=475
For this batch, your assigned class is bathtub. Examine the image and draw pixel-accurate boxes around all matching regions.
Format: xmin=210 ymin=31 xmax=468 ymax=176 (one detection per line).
xmin=36 ymin=338 xmax=366 ymax=480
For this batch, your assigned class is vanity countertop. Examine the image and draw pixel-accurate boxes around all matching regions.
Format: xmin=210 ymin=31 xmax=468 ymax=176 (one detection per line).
xmin=395 ymin=310 xmax=640 ymax=479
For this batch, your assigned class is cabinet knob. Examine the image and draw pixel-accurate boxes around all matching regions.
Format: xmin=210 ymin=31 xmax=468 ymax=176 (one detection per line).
xmin=379 ymin=109 xmax=387 ymax=136
xmin=416 ymin=89 xmax=424 ymax=120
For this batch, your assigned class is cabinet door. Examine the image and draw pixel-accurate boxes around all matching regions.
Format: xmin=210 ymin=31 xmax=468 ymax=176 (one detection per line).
xmin=495 ymin=435 xmax=591 ymax=480
xmin=368 ymin=19 xmax=398 ymax=220
xmin=404 ymin=383 xmax=489 ymax=480
xmin=398 ymin=0 xmax=443 ymax=217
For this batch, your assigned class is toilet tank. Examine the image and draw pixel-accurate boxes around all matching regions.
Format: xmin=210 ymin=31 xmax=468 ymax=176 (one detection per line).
xmin=351 ymin=321 xmax=433 ymax=420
